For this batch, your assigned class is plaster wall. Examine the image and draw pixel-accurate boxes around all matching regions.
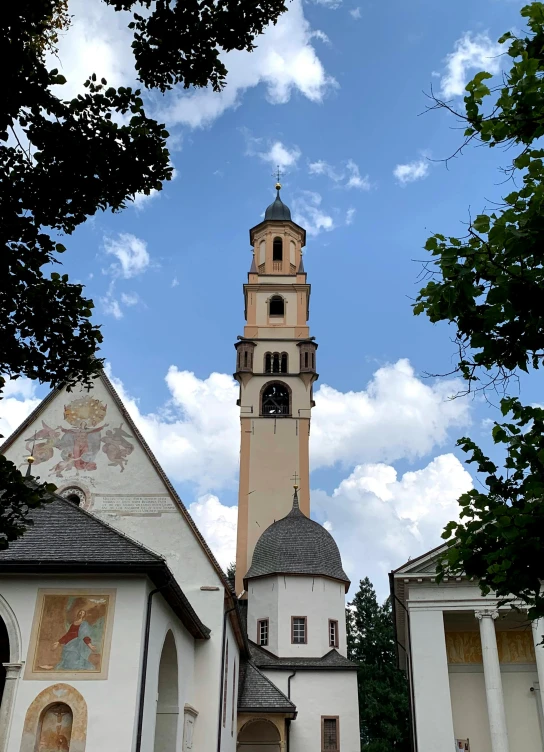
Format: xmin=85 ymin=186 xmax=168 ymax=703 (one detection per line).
xmin=240 ymin=373 xmax=312 ymax=410
xmin=264 ymin=670 xmax=359 ymax=752
xmin=0 ymin=575 xmax=147 ymax=752
xmin=255 ymin=291 xmax=298 ymax=327
xmin=218 ymin=617 xmax=239 ymax=752
xmin=246 ymin=576 xmax=347 ymax=657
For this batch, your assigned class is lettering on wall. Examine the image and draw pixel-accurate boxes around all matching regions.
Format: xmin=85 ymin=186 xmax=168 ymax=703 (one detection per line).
xmin=94 ymin=495 xmax=175 ymax=515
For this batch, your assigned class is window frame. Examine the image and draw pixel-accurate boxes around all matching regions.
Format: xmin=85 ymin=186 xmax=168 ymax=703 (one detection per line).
xmin=321 ymin=716 xmax=340 ymax=752
xmin=291 ymin=616 xmax=307 ymax=645
xmin=260 ymin=380 xmax=292 ymax=417
xmin=329 ymin=619 xmax=339 ymax=648
xmin=269 ymin=295 xmax=285 ymax=317
xmin=222 ymin=641 xmax=228 ymax=727
xmin=257 ymin=618 xmax=269 ymax=647
xmin=273 ymin=236 xmax=283 ymax=262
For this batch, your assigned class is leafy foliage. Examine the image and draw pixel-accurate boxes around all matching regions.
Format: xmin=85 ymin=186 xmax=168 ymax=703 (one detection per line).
xmin=347 ymin=578 xmax=410 ymax=751
xmin=1 ymin=0 xmax=289 ymax=546
xmin=415 ymin=2 xmax=544 ymax=617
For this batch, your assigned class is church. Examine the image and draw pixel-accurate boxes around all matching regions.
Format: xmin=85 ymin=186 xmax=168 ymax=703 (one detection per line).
xmin=0 ymin=186 xmax=361 ymax=752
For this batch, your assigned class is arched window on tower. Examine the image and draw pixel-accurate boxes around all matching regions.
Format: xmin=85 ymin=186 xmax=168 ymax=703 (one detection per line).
xmin=264 ymin=353 xmax=288 ymax=374
xmin=281 ymin=353 xmax=288 ymax=373
xmin=273 ymin=237 xmax=283 ymax=262
xmin=265 ymin=353 xmax=272 ymax=373
xmin=269 ymin=296 xmax=284 ymax=317
xmin=261 ymin=382 xmax=291 ymax=416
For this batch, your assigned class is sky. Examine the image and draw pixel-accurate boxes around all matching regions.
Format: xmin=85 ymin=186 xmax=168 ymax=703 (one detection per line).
xmin=1 ymin=0 xmax=534 ymax=600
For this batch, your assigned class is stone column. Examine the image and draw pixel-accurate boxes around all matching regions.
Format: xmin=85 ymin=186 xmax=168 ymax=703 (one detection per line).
xmin=409 ymin=608 xmax=455 ymax=752
xmin=532 ymin=620 xmax=544 ymax=721
xmin=0 ymin=662 xmax=23 ymax=752
xmin=475 ymin=610 xmax=509 ymax=752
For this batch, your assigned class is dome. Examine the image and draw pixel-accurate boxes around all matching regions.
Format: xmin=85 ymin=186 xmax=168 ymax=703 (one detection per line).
xmin=264 ymin=188 xmax=291 ymax=221
xmin=244 ymin=491 xmax=350 ymax=589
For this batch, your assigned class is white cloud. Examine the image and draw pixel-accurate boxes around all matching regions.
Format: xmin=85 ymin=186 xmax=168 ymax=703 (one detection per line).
xmin=244 ymin=134 xmax=301 ymax=170
xmin=308 ymin=159 xmax=370 ymax=190
xmin=120 ymin=292 xmax=139 ymax=307
xmin=188 ymin=494 xmax=238 ymax=571
xmin=393 ymin=158 xmax=430 ymax=185
xmin=313 ymin=454 xmax=473 ymax=597
xmin=161 ymin=0 xmax=334 ymax=128
xmin=132 ymin=189 xmax=160 ymax=210
xmin=349 ymin=7 xmax=362 ymax=19
xmin=345 ymin=207 xmax=356 ymax=225
xmin=0 ymin=378 xmax=41 ymax=441
xmin=103 ymin=233 xmax=150 ymax=279
xmin=440 ymin=32 xmax=503 ymax=98
xmin=311 ymin=359 xmax=470 ymax=470
xmin=101 ymin=283 xmax=140 ymax=320
xmin=292 ymin=191 xmax=335 ymax=236
xmin=171 ymin=278 xmax=179 ymax=288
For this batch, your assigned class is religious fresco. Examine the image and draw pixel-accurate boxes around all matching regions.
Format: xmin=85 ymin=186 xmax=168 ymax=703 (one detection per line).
xmin=25 ymin=590 xmax=116 ymax=680
xmin=23 ymin=395 xmax=134 ymax=477
xmin=446 ymin=630 xmax=536 ymax=664
xmin=37 ymin=703 xmax=73 ymax=752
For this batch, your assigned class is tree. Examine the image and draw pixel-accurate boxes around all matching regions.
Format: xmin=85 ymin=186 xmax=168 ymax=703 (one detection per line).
xmin=414 ymin=2 xmax=544 ymax=618
xmin=347 ymin=578 xmax=410 ymax=751
xmin=1 ymin=0 xmax=288 ymax=547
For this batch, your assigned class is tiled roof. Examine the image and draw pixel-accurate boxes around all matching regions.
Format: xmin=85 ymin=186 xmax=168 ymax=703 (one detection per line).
xmin=238 ymin=659 xmax=296 ymax=714
xmin=249 ymin=641 xmax=357 ymax=671
xmin=244 ymin=492 xmax=349 ymax=588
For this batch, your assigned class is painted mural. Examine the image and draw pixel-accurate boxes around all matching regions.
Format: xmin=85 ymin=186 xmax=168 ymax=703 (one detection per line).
xmin=37 ymin=703 xmax=73 ymax=752
xmin=446 ymin=630 xmax=536 ymax=664
xmin=24 ymin=395 xmax=134 ymax=477
xmin=26 ymin=590 xmax=115 ymax=680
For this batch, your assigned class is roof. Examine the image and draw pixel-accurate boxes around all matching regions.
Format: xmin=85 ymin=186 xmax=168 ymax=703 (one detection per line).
xmin=249 ymin=641 xmax=357 ymax=671
xmin=0 ymin=490 xmax=210 ymax=639
xmin=264 ymin=189 xmax=291 ymax=221
xmin=238 ymin=659 xmax=297 ymax=714
xmin=244 ymin=490 xmax=350 ymax=590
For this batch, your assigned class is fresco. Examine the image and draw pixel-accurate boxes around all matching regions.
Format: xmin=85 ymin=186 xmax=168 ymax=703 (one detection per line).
xmin=37 ymin=703 xmax=73 ymax=752
xmin=24 ymin=395 xmax=134 ymax=477
xmin=26 ymin=590 xmax=115 ymax=680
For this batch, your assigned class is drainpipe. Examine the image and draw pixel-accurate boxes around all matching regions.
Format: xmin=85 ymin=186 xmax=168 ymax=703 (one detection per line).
xmin=286 ymin=670 xmax=297 ymax=752
xmin=217 ymin=604 xmax=236 ymax=752
xmin=135 ymin=583 xmax=169 ymax=752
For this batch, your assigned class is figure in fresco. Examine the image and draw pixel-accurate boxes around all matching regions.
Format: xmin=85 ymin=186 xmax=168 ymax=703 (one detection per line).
xmin=101 ymin=423 xmax=134 ymax=471
xmin=24 ymin=422 xmax=61 ymax=466
xmin=52 ymin=609 xmax=98 ymax=671
xmin=37 ymin=703 xmax=73 ymax=752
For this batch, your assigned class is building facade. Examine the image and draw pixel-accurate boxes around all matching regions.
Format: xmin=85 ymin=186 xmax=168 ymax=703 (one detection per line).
xmin=0 ymin=186 xmax=361 ymax=751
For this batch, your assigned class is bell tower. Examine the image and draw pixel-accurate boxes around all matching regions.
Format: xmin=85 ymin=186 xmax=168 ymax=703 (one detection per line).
xmin=234 ymin=183 xmax=318 ymax=594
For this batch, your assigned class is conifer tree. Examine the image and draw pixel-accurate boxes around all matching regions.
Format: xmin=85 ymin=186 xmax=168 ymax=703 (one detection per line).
xmin=347 ymin=577 xmax=410 ymax=751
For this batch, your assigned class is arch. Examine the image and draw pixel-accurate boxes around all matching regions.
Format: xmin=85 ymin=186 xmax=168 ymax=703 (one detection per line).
xmin=260 ymin=381 xmax=291 ymax=416
xmin=0 ymin=597 xmax=21 ymax=752
xmin=20 ymin=684 xmax=87 ymax=752
xmin=281 ymin=353 xmax=288 ymax=374
xmin=37 ymin=702 xmax=73 ymax=751
xmin=259 ymin=240 xmax=266 ymax=265
xmin=154 ymin=630 xmax=179 ymax=752
xmin=0 ymin=595 xmax=21 ymax=664
xmin=272 ymin=237 xmax=283 ymax=262
xmin=238 ymin=719 xmax=281 ymax=749
xmin=269 ymin=296 xmax=284 ymax=317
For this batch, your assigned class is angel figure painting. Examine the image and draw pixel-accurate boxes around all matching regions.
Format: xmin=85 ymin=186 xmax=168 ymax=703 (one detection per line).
xmin=23 ymin=395 xmax=134 ymax=477
xmin=26 ymin=590 xmax=115 ymax=680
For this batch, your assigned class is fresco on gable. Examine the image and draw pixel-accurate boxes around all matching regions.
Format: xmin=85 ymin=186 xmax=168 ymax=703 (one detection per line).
xmin=23 ymin=395 xmax=134 ymax=477
xmin=25 ymin=589 xmax=116 ymax=680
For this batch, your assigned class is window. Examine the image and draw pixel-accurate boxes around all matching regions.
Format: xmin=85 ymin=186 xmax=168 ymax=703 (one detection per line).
xmin=273 ymin=237 xmax=283 ymax=261
xmin=258 ymin=619 xmax=269 ymax=646
xmin=322 ymin=717 xmax=339 ymax=752
xmin=231 ymin=658 xmax=236 ymax=736
xmin=269 ymin=295 xmax=285 ymax=317
xmin=292 ymin=616 xmax=307 ymax=644
xmin=222 ymin=641 xmax=228 ymax=727
xmin=264 ymin=353 xmax=288 ymax=374
xmin=329 ymin=620 xmax=339 ymax=648
xmin=281 ymin=352 xmax=288 ymax=373
xmin=261 ymin=383 xmax=290 ymax=416
xmin=265 ymin=353 xmax=272 ymax=373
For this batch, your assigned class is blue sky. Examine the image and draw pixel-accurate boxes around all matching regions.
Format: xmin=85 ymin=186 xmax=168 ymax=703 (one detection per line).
xmin=2 ymin=0 xmax=533 ymax=597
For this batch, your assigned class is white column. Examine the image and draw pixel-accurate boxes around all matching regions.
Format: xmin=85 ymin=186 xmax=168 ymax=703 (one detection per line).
xmin=0 ymin=663 xmax=23 ymax=752
xmin=409 ymin=608 xmax=455 ymax=752
xmin=476 ymin=610 xmax=509 ymax=752
xmin=532 ymin=620 xmax=544 ymax=723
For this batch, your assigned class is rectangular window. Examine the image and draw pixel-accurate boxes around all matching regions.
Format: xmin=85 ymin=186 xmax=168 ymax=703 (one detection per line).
xmin=222 ymin=642 xmax=228 ymax=727
xmin=257 ymin=618 xmax=269 ymax=647
xmin=322 ymin=717 xmax=339 ymax=752
xmin=292 ymin=616 xmax=307 ymax=644
xmin=329 ymin=619 xmax=339 ymax=648
xmin=231 ymin=658 xmax=236 ymax=736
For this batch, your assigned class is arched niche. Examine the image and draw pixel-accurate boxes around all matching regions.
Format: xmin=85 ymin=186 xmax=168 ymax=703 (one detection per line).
xmin=0 ymin=595 xmax=22 ymax=752
xmin=153 ymin=630 xmax=179 ymax=752
xmin=237 ymin=718 xmax=281 ymax=751
xmin=0 ymin=595 xmax=21 ymax=663
xmin=20 ymin=684 xmax=87 ymax=752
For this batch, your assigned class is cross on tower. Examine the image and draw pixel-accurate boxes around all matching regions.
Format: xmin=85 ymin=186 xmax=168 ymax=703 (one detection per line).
xmin=290 ymin=471 xmax=300 ymax=487
xmin=272 ymin=166 xmax=283 ymax=185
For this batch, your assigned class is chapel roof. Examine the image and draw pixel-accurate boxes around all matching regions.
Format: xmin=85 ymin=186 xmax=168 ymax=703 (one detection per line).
xmin=0 ymin=491 xmax=210 ymax=639
xmin=244 ymin=489 xmax=350 ymax=590
xmin=238 ymin=659 xmax=297 ymax=714
xmin=249 ymin=641 xmax=357 ymax=671
xmin=264 ymin=185 xmax=292 ymax=221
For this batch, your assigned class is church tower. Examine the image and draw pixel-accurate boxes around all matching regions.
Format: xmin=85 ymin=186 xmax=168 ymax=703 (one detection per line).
xmin=234 ymin=183 xmax=318 ymax=594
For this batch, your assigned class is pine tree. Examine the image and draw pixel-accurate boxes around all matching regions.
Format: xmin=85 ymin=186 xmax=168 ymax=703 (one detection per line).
xmin=347 ymin=577 xmax=410 ymax=751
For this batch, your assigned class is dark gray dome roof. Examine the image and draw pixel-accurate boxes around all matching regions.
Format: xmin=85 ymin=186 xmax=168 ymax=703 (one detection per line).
xmin=245 ymin=492 xmax=349 ymax=588
xmin=265 ymin=189 xmax=291 ymax=221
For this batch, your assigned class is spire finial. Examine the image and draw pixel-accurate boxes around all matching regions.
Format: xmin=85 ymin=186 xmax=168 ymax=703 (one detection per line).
xmin=272 ymin=165 xmax=282 ymax=192
xmin=290 ymin=471 xmax=300 ymax=509
xmin=25 ymin=431 xmax=37 ymax=477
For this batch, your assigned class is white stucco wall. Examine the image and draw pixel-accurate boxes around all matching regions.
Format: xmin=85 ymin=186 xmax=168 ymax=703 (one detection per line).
xmin=218 ymin=617 xmax=238 ymax=752
xmin=264 ymin=669 xmax=359 ymax=752
xmin=247 ymin=576 xmax=347 ymax=657
xmin=0 ymin=575 xmax=147 ymax=752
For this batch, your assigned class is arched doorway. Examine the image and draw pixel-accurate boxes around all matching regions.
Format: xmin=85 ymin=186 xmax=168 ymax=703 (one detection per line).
xmin=237 ymin=719 xmax=281 ymax=751
xmin=153 ymin=631 xmax=179 ymax=752
xmin=0 ymin=616 xmax=9 ymax=709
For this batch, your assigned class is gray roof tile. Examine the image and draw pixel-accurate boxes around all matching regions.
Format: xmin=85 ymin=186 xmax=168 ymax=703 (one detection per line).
xmin=238 ymin=659 xmax=296 ymax=713
xmin=249 ymin=641 xmax=357 ymax=671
